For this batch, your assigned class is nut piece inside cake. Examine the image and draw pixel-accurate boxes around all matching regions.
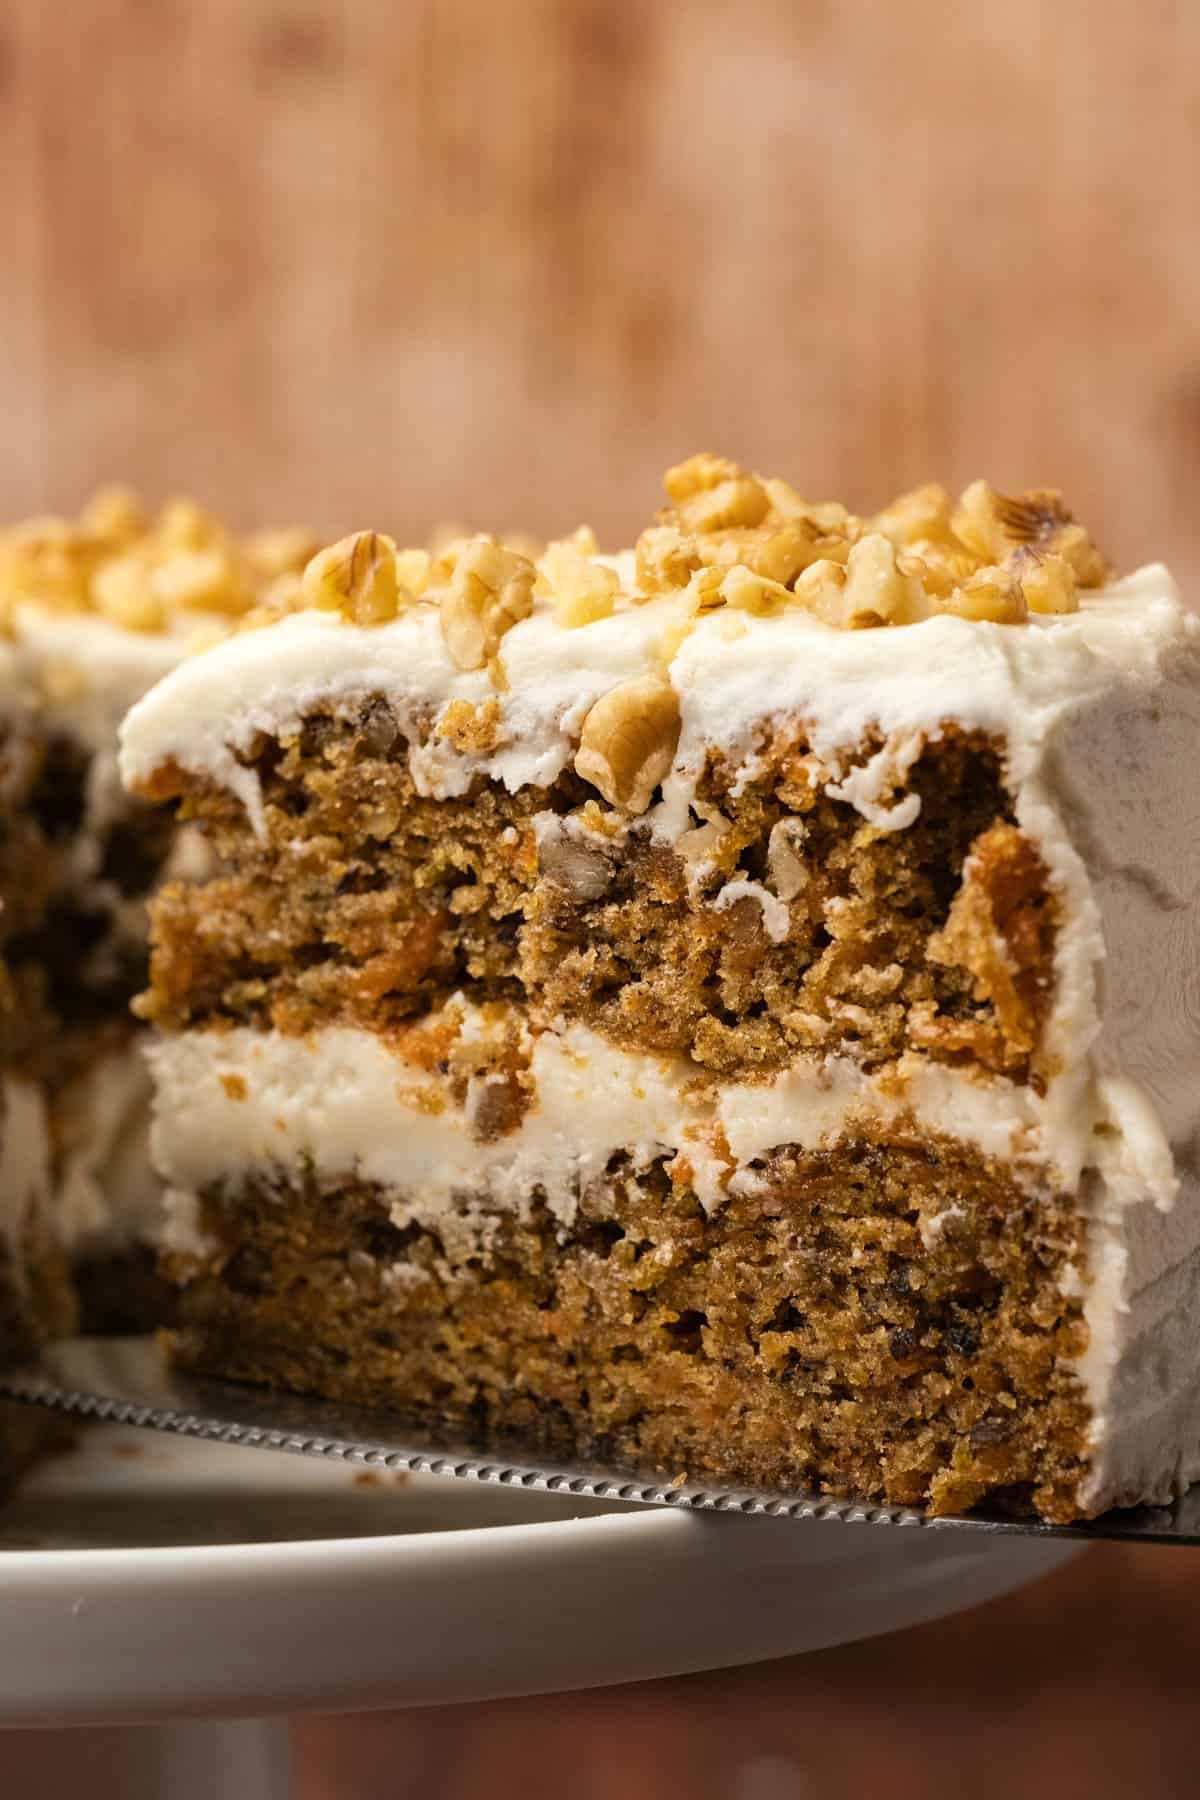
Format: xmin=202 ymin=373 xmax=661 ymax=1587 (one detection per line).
xmin=119 ymin=456 xmax=1200 ymax=1523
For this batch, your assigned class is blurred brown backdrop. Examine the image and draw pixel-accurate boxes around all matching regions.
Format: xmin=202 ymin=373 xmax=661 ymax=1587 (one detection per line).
xmin=2 ymin=0 xmax=1199 ymax=580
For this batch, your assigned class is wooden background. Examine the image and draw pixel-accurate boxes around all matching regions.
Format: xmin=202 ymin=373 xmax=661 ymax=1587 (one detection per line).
xmin=2 ymin=0 xmax=1199 ymax=581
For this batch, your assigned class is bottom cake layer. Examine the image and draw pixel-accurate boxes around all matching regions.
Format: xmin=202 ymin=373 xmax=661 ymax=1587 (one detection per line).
xmin=167 ymin=1134 xmax=1092 ymax=1521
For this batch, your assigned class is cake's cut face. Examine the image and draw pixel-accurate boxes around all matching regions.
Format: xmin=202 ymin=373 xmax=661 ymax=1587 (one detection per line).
xmin=121 ymin=458 xmax=1200 ymax=1521
xmin=0 ymin=490 xmax=318 ymax=1331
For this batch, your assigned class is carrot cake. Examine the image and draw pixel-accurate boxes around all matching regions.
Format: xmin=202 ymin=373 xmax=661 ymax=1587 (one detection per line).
xmin=120 ymin=456 xmax=1200 ymax=1521
xmin=0 ymin=489 xmax=317 ymax=1334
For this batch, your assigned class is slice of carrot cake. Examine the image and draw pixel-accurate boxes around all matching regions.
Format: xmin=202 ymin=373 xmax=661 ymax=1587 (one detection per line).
xmin=120 ymin=456 xmax=1200 ymax=1521
xmin=0 ymin=489 xmax=317 ymax=1332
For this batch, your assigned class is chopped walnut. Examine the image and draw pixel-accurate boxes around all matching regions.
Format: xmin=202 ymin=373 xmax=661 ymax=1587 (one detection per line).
xmin=0 ymin=488 xmax=326 ymax=639
xmin=535 ymin=817 xmax=615 ymax=900
xmin=153 ymin=547 xmax=246 ymax=614
xmin=662 ymin=453 xmax=770 ymax=534
xmin=636 ymin=525 xmax=703 ymax=594
xmin=539 ymin=533 xmax=620 ymax=628
xmin=897 ymin=541 xmax=979 ymax=599
xmin=629 ymin=456 xmax=1111 ymax=635
xmin=394 ymin=548 xmax=432 ymax=597
xmin=244 ymin=527 xmax=321 ymax=582
xmin=952 ymin=481 xmax=1108 ymax=587
xmin=839 ymin=534 xmax=933 ymax=627
xmin=938 ymin=566 xmax=1027 ymax=624
xmin=157 ymin=497 xmax=223 ymax=553
xmin=575 ymin=674 xmax=681 ymax=814
xmin=871 ymin=483 xmax=954 ymax=549
xmin=440 ymin=536 xmax=535 ymax=670
xmin=302 ymin=530 xmax=404 ymax=626
xmin=91 ymin=554 xmax=165 ymax=632
xmin=791 ymin=557 xmax=848 ymax=625
xmin=1018 ymin=552 xmax=1077 ymax=616
xmin=80 ymin=484 xmax=147 ymax=543
xmin=718 ymin=565 xmax=792 ymax=616
xmin=435 ymin=697 xmax=502 ymax=753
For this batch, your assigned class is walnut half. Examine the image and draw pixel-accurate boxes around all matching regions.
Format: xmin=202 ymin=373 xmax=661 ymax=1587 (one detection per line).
xmin=302 ymin=531 xmax=404 ymax=625
xmin=440 ymin=536 xmax=536 ymax=670
xmin=574 ymin=675 xmax=681 ymax=814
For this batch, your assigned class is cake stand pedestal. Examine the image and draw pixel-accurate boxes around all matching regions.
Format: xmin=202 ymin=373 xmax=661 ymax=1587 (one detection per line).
xmin=0 ymin=1425 xmax=1081 ymax=1798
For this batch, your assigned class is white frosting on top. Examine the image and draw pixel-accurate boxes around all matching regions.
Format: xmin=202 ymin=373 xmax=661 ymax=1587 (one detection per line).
xmin=121 ymin=594 xmax=689 ymax=832
xmin=13 ymin=606 xmax=204 ymax=761
xmin=120 ymin=566 xmax=1187 ymax=824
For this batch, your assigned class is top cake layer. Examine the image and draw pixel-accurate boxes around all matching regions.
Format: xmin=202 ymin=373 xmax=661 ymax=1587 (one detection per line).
xmin=115 ymin=454 xmax=1165 ymax=816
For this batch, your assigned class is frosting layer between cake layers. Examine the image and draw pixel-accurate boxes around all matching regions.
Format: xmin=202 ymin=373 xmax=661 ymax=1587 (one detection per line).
xmin=146 ymin=1011 xmax=1147 ymax=1230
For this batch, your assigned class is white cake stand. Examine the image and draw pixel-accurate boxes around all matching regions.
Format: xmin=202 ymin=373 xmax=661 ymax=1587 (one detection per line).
xmin=0 ymin=1423 xmax=1080 ymax=1797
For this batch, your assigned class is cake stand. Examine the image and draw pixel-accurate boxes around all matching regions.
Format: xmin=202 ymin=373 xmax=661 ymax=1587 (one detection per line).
xmin=0 ymin=1423 xmax=1080 ymax=1798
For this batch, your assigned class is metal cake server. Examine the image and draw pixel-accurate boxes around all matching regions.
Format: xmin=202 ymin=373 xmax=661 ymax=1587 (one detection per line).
xmin=4 ymin=1335 xmax=1200 ymax=1544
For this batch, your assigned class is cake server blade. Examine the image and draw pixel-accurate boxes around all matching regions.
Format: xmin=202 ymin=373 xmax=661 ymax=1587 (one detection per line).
xmin=4 ymin=1335 xmax=1200 ymax=1544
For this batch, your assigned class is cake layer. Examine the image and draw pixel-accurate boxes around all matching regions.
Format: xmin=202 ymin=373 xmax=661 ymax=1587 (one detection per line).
xmin=167 ymin=1134 xmax=1089 ymax=1520
xmin=4 ymin=620 xmax=197 ymax=1039
xmin=136 ymin=708 xmax=1055 ymax=1082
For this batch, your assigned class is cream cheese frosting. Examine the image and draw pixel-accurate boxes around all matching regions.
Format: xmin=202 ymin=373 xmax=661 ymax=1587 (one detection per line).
xmin=119 ymin=565 xmax=1190 ymax=824
xmin=13 ymin=605 xmax=210 ymax=763
xmin=146 ymin=1013 xmax=1055 ymax=1226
